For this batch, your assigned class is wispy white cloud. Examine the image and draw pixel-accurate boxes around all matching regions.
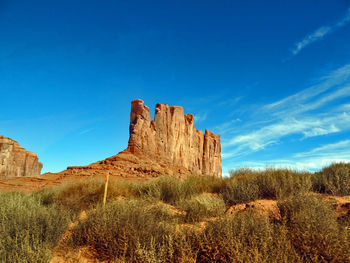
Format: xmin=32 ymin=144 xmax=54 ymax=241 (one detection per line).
xmin=79 ymin=128 xmax=95 ymax=135
xmin=218 ymin=97 xmax=243 ymax=107
xmin=193 ymin=112 xmax=208 ymax=123
xmin=228 ymin=158 xmax=350 ymax=172
xmin=214 ymin=118 xmax=242 ymax=135
xmin=292 ymin=26 xmax=331 ymax=55
xmin=292 ymin=8 xmax=350 ymax=56
xmin=264 ymin=64 xmax=350 ymax=112
xmin=221 ymin=63 xmax=350 ymax=162
xmin=295 ymin=139 xmax=350 ymax=158
xmin=223 ymin=114 xmax=349 ymax=153
xmin=302 ymin=124 xmax=339 ymax=138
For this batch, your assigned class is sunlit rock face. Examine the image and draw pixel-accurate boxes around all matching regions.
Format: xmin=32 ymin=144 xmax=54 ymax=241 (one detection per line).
xmin=0 ymin=136 xmax=42 ymax=177
xmin=58 ymin=99 xmax=221 ymax=179
xmin=127 ymin=99 xmax=222 ymax=177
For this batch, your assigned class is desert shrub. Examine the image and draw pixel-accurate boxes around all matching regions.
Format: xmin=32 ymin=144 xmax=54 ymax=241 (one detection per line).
xmin=222 ymin=168 xmax=312 ymax=204
xmin=134 ymin=229 xmax=198 ymax=263
xmin=71 ymin=199 xmax=190 ymax=262
xmin=181 ymin=175 xmax=225 ymax=195
xmin=34 ymin=177 xmax=132 ymax=213
xmin=130 ymin=176 xmax=182 ymax=203
xmin=130 ymin=175 xmax=225 ymax=205
xmin=178 ymin=194 xmax=226 ymax=222
xmin=256 ymin=168 xmax=312 ymax=199
xmin=130 ymin=175 xmax=223 ymax=204
xmin=278 ymin=194 xmax=350 ymax=262
xmin=312 ymin=162 xmax=350 ymax=195
xmin=0 ymin=192 xmax=72 ymax=263
xmin=221 ymin=175 xmax=260 ymax=204
xmin=196 ymin=211 xmax=300 ymax=263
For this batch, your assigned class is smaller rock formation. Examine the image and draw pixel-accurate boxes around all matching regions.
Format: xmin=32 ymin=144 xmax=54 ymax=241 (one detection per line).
xmin=0 ymin=136 xmax=42 ymax=177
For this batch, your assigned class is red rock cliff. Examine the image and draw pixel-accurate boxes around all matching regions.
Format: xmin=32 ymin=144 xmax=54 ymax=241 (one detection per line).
xmin=0 ymin=136 xmax=43 ymax=177
xmin=127 ymin=99 xmax=222 ymax=177
xmin=50 ymin=99 xmax=222 ymax=179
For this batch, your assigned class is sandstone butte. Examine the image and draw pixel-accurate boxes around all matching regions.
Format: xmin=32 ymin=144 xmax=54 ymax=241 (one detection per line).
xmin=61 ymin=99 xmax=222 ymax=178
xmin=0 ymin=136 xmax=42 ymax=178
xmin=0 ymin=99 xmax=221 ymax=191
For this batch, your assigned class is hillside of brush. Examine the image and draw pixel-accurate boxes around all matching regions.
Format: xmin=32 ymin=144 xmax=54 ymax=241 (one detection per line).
xmin=1 ymin=163 xmax=350 ymax=262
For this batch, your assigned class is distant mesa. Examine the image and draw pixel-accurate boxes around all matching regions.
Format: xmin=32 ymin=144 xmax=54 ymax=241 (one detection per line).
xmin=0 ymin=136 xmax=42 ymax=178
xmin=63 ymin=99 xmax=222 ymax=178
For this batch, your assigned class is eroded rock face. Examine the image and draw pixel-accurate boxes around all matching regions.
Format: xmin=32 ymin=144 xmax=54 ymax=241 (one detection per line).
xmin=0 ymin=136 xmax=42 ymax=177
xmin=127 ymin=99 xmax=222 ymax=177
xmin=51 ymin=99 xmax=221 ymax=179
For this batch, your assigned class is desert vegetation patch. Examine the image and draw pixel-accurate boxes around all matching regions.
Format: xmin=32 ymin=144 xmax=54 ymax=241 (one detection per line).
xmin=1 ymin=163 xmax=350 ymax=262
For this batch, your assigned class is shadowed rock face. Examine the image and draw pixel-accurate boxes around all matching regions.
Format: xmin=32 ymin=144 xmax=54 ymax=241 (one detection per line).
xmin=128 ymin=99 xmax=222 ymax=177
xmin=0 ymin=136 xmax=42 ymax=177
xmin=54 ymin=99 xmax=222 ymax=179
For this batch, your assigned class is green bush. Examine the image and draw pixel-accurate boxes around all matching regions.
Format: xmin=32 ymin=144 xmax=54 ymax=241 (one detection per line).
xmin=222 ymin=168 xmax=312 ymax=204
xmin=178 ymin=194 xmax=226 ymax=222
xmin=0 ymin=192 xmax=72 ymax=263
xmin=312 ymin=162 xmax=350 ymax=195
xmin=278 ymin=194 xmax=350 ymax=262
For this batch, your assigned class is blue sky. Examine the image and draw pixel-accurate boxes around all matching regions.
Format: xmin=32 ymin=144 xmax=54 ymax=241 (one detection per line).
xmin=1 ymin=0 xmax=350 ymax=175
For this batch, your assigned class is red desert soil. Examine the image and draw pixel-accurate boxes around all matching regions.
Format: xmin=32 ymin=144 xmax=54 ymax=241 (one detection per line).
xmin=0 ymin=169 xmax=148 ymax=193
xmin=226 ymin=199 xmax=282 ymax=221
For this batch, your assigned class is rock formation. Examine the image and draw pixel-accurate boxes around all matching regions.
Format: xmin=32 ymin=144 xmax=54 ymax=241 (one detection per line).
xmin=128 ymin=99 xmax=221 ymax=177
xmin=51 ymin=99 xmax=222 ymax=179
xmin=0 ymin=136 xmax=43 ymax=177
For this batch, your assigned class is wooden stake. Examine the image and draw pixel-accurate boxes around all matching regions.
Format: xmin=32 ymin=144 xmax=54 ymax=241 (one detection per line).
xmin=103 ymin=171 xmax=110 ymax=207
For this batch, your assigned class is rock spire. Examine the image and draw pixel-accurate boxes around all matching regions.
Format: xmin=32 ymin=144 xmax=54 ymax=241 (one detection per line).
xmin=127 ymin=99 xmax=222 ymax=177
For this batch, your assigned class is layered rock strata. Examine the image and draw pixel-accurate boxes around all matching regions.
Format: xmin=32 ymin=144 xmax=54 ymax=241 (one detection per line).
xmin=0 ymin=136 xmax=42 ymax=177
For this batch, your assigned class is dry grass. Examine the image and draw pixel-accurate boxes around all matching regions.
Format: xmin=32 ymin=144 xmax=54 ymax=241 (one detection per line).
xmin=278 ymin=194 xmax=350 ymax=262
xmin=70 ymin=199 xmax=181 ymax=262
xmin=0 ymin=192 xmax=72 ymax=263
xmin=196 ymin=211 xmax=300 ymax=263
xmin=2 ymin=163 xmax=350 ymax=262
xmin=221 ymin=168 xmax=312 ymax=205
xmin=312 ymin=162 xmax=350 ymax=195
xmin=177 ymin=193 xmax=226 ymax=223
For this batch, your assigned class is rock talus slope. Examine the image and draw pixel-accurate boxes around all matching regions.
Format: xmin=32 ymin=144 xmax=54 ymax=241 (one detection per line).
xmin=0 ymin=136 xmax=42 ymax=177
xmin=63 ymin=99 xmax=222 ymax=178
